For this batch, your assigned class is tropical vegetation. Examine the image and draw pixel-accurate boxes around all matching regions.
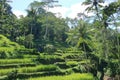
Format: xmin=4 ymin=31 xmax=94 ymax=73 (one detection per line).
xmin=0 ymin=0 xmax=120 ymax=80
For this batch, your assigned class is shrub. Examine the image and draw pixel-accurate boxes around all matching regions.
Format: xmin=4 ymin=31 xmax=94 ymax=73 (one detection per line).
xmin=0 ymin=51 xmax=7 ymax=59
xmin=7 ymin=70 xmax=18 ymax=80
xmin=72 ymin=65 xmax=87 ymax=73
xmin=72 ymin=66 xmax=81 ymax=73
xmin=106 ymin=60 xmax=119 ymax=77
xmin=0 ymin=47 xmax=24 ymax=59
xmin=0 ymin=35 xmax=23 ymax=59
xmin=62 ymin=53 xmax=82 ymax=60
xmin=0 ymin=35 xmax=10 ymax=47
xmin=65 ymin=68 xmax=74 ymax=75
xmin=54 ymin=62 xmax=70 ymax=69
xmin=0 ymin=68 xmax=13 ymax=76
xmin=79 ymin=65 xmax=88 ymax=73
xmin=17 ymin=48 xmax=34 ymax=54
xmin=54 ymin=53 xmax=62 ymax=56
xmin=44 ymin=44 xmax=56 ymax=54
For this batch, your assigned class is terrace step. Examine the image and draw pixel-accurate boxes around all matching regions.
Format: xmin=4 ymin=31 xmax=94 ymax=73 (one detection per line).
xmin=18 ymin=71 xmax=65 ymax=79
xmin=65 ymin=59 xmax=82 ymax=61
xmin=0 ymin=59 xmax=32 ymax=64
xmin=0 ymin=63 xmax=36 ymax=69
xmin=0 ymin=75 xmax=7 ymax=80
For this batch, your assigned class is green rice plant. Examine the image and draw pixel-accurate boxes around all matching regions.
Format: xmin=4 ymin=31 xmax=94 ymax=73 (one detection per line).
xmin=79 ymin=65 xmax=87 ymax=73
xmin=65 ymin=68 xmax=74 ymax=75
xmin=66 ymin=61 xmax=78 ymax=67
xmin=72 ymin=64 xmax=88 ymax=73
xmin=0 ymin=47 xmax=17 ymax=59
xmin=18 ymin=65 xmax=58 ymax=73
xmin=0 ymin=35 xmax=23 ymax=58
xmin=17 ymin=70 xmax=66 ymax=79
xmin=72 ymin=66 xmax=81 ymax=73
xmin=54 ymin=53 xmax=62 ymax=56
xmin=0 ymin=75 xmax=7 ymax=80
xmin=79 ymin=59 xmax=90 ymax=64
xmin=0 ymin=63 xmax=36 ymax=69
xmin=62 ymin=53 xmax=82 ymax=60
xmin=0 ymin=65 xmax=57 ymax=76
xmin=36 ymin=54 xmax=64 ymax=64
xmin=0 ymin=59 xmax=32 ymax=64
xmin=0 ymin=35 xmax=10 ymax=47
xmin=44 ymin=44 xmax=56 ymax=54
xmin=0 ymin=35 xmax=20 ymax=48
xmin=0 ymin=47 xmax=14 ymax=52
xmin=0 ymin=68 xmax=15 ymax=76
xmin=39 ymin=54 xmax=63 ymax=59
xmin=54 ymin=62 xmax=70 ymax=69
xmin=29 ymin=73 xmax=93 ymax=80
xmin=17 ymin=48 xmax=35 ymax=54
xmin=23 ymin=55 xmax=37 ymax=58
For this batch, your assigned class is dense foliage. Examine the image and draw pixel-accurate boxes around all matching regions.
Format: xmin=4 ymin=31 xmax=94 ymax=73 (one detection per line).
xmin=0 ymin=0 xmax=120 ymax=80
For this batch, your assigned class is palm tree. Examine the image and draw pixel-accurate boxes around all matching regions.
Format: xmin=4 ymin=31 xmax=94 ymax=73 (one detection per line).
xmin=0 ymin=0 xmax=14 ymax=36
xmin=82 ymin=0 xmax=104 ymax=10
xmin=0 ymin=0 xmax=12 ymax=23
xmin=82 ymin=0 xmax=104 ymax=19
xmin=67 ymin=20 xmax=93 ymax=58
xmin=26 ymin=1 xmax=46 ymax=35
xmin=83 ymin=1 xmax=120 ymax=79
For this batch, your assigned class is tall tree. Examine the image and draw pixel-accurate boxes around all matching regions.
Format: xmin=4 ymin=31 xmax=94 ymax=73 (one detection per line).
xmin=82 ymin=0 xmax=120 ymax=79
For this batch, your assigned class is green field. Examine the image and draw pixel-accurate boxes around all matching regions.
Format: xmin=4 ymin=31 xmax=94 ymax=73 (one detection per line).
xmin=29 ymin=73 xmax=93 ymax=80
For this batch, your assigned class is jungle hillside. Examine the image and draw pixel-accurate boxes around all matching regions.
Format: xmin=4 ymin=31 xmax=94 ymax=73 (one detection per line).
xmin=0 ymin=0 xmax=120 ymax=80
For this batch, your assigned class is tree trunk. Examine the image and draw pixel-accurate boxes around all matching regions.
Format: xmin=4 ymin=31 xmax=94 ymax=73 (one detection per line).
xmin=100 ymin=71 xmax=104 ymax=80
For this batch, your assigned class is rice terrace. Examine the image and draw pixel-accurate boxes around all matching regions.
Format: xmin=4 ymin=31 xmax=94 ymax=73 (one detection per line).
xmin=0 ymin=0 xmax=120 ymax=80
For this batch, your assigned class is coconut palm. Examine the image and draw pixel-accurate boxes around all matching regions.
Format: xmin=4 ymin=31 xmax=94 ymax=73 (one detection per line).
xmin=82 ymin=0 xmax=104 ymax=11
xmin=66 ymin=20 xmax=93 ymax=58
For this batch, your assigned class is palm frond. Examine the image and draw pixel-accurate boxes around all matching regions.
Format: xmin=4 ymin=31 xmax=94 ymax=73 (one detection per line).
xmin=29 ymin=1 xmax=46 ymax=9
xmin=98 ymin=0 xmax=104 ymax=3
xmin=98 ymin=3 xmax=104 ymax=8
xmin=82 ymin=0 xmax=92 ymax=5
xmin=85 ymin=5 xmax=94 ymax=12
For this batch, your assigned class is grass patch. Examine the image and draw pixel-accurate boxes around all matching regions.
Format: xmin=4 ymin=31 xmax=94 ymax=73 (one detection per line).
xmin=0 ymin=35 xmax=24 ymax=58
xmin=35 ymin=54 xmax=65 ymax=64
xmin=23 ymin=55 xmax=37 ymax=58
xmin=0 ymin=35 xmax=21 ymax=49
xmin=0 ymin=63 xmax=36 ymax=69
xmin=62 ymin=53 xmax=82 ymax=60
xmin=0 ymin=68 xmax=15 ymax=76
xmin=18 ymin=65 xmax=58 ymax=73
xmin=29 ymin=73 xmax=93 ymax=80
xmin=0 ymin=59 xmax=32 ymax=64
xmin=66 ymin=61 xmax=78 ymax=67
xmin=0 ymin=65 xmax=58 ymax=76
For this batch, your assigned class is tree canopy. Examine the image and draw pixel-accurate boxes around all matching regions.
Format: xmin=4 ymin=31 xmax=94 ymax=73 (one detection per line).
xmin=0 ymin=0 xmax=120 ymax=80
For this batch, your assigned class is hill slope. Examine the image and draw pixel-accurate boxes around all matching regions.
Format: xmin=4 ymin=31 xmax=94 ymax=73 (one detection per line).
xmin=0 ymin=35 xmax=23 ymax=58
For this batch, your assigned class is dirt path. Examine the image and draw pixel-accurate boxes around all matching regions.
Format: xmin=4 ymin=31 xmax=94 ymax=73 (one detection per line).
xmin=104 ymin=75 xmax=120 ymax=80
xmin=104 ymin=76 xmax=112 ymax=80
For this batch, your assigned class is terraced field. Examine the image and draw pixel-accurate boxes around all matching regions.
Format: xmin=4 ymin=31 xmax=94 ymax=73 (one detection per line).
xmin=29 ymin=73 xmax=93 ymax=80
xmin=0 ymin=50 xmax=93 ymax=80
